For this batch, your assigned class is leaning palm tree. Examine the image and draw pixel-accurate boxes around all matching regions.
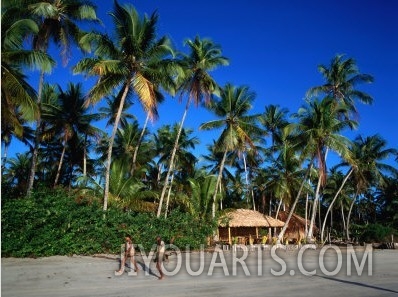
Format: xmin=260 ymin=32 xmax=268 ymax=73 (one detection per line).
xmin=345 ymin=134 xmax=398 ymax=241
xmin=25 ymin=0 xmax=99 ymax=196
xmin=200 ymin=83 xmax=262 ymax=218
xmin=156 ymin=36 xmax=229 ymax=217
xmin=74 ymin=1 xmax=176 ymax=211
xmin=296 ymin=97 xmax=356 ymax=241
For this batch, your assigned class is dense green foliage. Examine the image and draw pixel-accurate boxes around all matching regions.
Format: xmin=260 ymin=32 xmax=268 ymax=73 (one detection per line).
xmin=2 ymin=1 xmax=398 ymax=252
xmin=1 ymin=188 xmax=216 ymax=257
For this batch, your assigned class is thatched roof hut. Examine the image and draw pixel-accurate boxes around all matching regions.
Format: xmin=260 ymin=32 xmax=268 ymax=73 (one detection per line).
xmin=218 ymin=209 xmax=285 ymax=244
xmin=277 ymin=211 xmax=318 ymax=242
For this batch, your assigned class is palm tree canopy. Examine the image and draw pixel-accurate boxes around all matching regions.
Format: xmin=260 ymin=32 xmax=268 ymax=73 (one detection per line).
xmin=28 ymin=0 xmax=99 ymax=64
xmin=306 ymin=54 xmax=374 ymax=118
xmin=200 ymin=83 xmax=262 ymax=152
xmin=177 ymin=36 xmax=229 ymax=106
xmin=74 ymin=0 xmax=176 ymax=120
xmin=1 ymin=6 xmax=55 ymax=137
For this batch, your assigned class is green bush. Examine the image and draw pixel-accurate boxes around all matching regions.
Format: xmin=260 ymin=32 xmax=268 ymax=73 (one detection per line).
xmin=358 ymin=223 xmax=396 ymax=243
xmin=1 ymin=188 xmax=216 ymax=257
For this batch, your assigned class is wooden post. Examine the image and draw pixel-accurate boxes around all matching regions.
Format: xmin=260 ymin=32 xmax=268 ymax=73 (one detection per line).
xmin=228 ymin=227 xmax=231 ymax=245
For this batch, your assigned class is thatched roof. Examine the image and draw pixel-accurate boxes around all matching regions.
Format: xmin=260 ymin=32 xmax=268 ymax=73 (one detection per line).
xmin=219 ymin=209 xmax=285 ymax=228
xmin=277 ymin=211 xmax=318 ymax=232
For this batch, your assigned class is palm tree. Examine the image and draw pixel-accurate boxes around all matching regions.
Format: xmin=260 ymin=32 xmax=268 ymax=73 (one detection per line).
xmin=375 ymin=173 xmax=398 ymax=228
xmin=41 ymin=82 xmax=101 ymax=187
xmin=112 ymin=121 xmax=154 ymax=177
xmin=2 ymin=152 xmax=32 ymax=195
xmin=200 ymin=83 xmax=261 ymax=218
xmin=74 ymin=1 xmax=176 ymax=211
xmin=156 ymin=36 xmax=229 ymax=217
xmin=1 ymin=4 xmax=54 ymax=146
xmin=345 ymin=134 xmax=397 ymax=240
xmin=25 ymin=0 xmax=99 ymax=196
xmin=286 ymin=97 xmax=356 ymax=242
xmin=99 ymin=95 xmax=136 ymax=129
xmin=186 ymin=171 xmax=218 ymax=220
xmin=320 ymin=167 xmax=354 ymax=242
xmin=306 ymin=54 xmax=373 ymax=119
xmin=260 ymin=104 xmax=289 ymax=150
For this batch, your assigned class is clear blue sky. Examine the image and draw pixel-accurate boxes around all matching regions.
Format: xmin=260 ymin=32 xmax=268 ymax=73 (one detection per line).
xmin=6 ymin=0 xmax=398 ymax=167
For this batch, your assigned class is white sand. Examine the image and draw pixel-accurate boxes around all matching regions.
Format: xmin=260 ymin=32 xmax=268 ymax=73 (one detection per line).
xmin=2 ymin=246 xmax=398 ymax=297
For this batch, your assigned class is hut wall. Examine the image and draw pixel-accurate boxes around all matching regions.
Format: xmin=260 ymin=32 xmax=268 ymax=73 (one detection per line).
xmin=230 ymin=227 xmax=257 ymax=237
xmin=218 ymin=227 xmax=229 ymax=242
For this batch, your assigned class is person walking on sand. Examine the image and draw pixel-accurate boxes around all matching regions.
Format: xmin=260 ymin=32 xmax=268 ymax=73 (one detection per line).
xmin=115 ymin=235 xmax=139 ymax=276
xmin=155 ymin=236 xmax=165 ymax=280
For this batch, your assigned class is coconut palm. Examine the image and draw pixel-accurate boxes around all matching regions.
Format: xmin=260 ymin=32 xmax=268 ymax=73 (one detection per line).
xmin=99 ymin=95 xmax=136 ymax=130
xmin=25 ymin=0 xmax=99 ymax=196
xmin=1 ymin=5 xmax=54 ymax=144
xmin=260 ymin=104 xmax=289 ymax=150
xmin=2 ymin=152 xmax=32 ymax=194
xmin=41 ymin=82 xmax=101 ymax=187
xmin=186 ymin=171 xmax=218 ymax=220
xmin=375 ymin=173 xmax=398 ymax=228
xmin=345 ymin=134 xmax=398 ymax=240
xmin=320 ymin=167 xmax=354 ymax=242
xmin=280 ymin=97 xmax=356 ymax=242
xmin=156 ymin=36 xmax=229 ymax=217
xmin=306 ymin=54 xmax=373 ymax=119
xmin=74 ymin=1 xmax=176 ymax=210
xmin=200 ymin=83 xmax=262 ymax=218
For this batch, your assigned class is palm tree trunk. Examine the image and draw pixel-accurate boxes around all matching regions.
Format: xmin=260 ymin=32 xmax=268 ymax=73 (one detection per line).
xmin=131 ymin=113 xmax=149 ymax=175
xmin=307 ymin=176 xmax=322 ymax=241
xmin=54 ymin=141 xmax=67 ymax=187
xmin=277 ymin=161 xmax=313 ymax=244
xmin=27 ymin=68 xmax=46 ymax=197
xmin=305 ymin=192 xmax=309 ymax=238
xmin=103 ymin=81 xmax=131 ymax=211
xmin=346 ymin=190 xmax=359 ymax=241
xmin=164 ymin=172 xmax=175 ymax=218
xmin=83 ymin=135 xmax=87 ymax=177
xmin=212 ymin=151 xmax=227 ymax=218
xmin=307 ymin=148 xmax=329 ymax=242
xmin=321 ymin=168 xmax=353 ymax=242
xmin=219 ymin=182 xmax=223 ymax=210
xmin=341 ymin=201 xmax=346 ymax=232
xmin=275 ymin=199 xmax=282 ymax=219
xmin=157 ymin=99 xmax=190 ymax=217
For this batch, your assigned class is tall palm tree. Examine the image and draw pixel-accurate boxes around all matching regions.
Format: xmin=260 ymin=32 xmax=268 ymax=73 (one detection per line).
xmin=25 ymin=0 xmax=99 ymax=196
xmin=1 ymin=4 xmax=54 ymax=145
xmin=156 ymin=36 xmax=229 ymax=217
xmin=306 ymin=54 xmax=373 ymax=119
xmin=289 ymin=97 xmax=356 ymax=241
xmin=200 ymin=83 xmax=261 ymax=218
xmin=320 ymin=167 xmax=354 ymax=242
xmin=74 ymin=1 xmax=176 ymax=211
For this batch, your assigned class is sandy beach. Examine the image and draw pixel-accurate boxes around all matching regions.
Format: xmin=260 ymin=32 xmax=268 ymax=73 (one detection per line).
xmin=2 ymin=246 xmax=398 ymax=297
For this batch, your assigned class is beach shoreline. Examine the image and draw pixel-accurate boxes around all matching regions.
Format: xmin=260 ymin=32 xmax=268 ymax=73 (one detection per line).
xmin=2 ymin=247 xmax=398 ymax=297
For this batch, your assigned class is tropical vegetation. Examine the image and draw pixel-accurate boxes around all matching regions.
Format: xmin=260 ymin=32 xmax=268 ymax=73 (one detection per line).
xmin=2 ymin=0 xmax=398 ymax=257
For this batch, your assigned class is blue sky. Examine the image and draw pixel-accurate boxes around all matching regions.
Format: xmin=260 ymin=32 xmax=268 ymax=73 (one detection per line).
xmin=6 ymin=0 xmax=398 ymax=167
